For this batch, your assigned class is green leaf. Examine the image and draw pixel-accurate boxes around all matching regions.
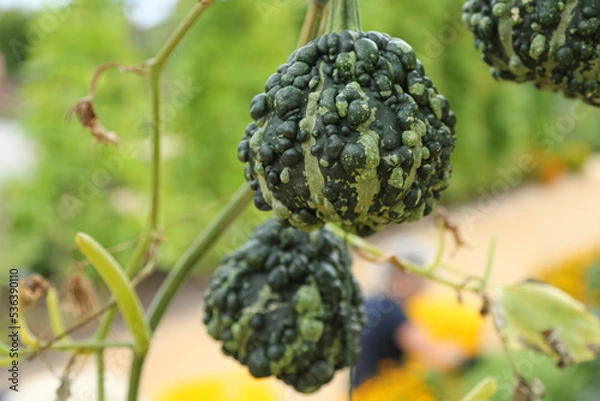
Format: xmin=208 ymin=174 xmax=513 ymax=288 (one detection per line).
xmin=494 ymin=281 xmax=600 ymax=367
xmin=75 ymin=232 xmax=150 ymax=354
xmin=461 ymin=377 xmax=498 ymax=401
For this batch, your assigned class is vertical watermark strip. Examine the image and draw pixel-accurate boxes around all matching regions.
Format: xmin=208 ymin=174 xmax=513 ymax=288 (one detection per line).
xmin=7 ymin=268 xmax=20 ymax=392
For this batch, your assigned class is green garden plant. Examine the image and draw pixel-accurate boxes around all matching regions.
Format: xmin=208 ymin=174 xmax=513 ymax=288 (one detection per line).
xmin=5 ymin=1 xmax=600 ymax=400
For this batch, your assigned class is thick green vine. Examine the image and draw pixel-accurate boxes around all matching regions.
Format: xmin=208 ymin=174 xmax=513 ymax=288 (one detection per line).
xmin=327 ymin=0 xmax=361 ymax=33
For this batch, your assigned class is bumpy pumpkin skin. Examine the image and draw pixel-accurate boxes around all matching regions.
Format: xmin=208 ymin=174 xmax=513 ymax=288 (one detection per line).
xmin=203 ymin=220 xmax=365 ymax=394
xmin=238 ymin=30 xmax=457 ymax=237
xmin=463 ymin=0 xmax=600 ymax=105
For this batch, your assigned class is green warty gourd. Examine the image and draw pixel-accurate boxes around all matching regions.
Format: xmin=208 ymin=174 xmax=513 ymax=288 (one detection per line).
xmin=463 ymin=0 xmax=600 ymax=105
xmin=238 ymin=30 xmax=457 ymax=236
xmin=203 ymin=220 xmax=366 ymax=393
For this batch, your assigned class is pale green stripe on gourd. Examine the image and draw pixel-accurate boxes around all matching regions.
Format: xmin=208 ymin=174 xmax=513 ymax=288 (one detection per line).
xmin=497 ymin=0 xmax=517 ymax=59
xmin=348 ymin=82 xmax=381 ymax=225
xmin=300 ymin=62 xmax=342 ymax=224
xmin=498 ymin=0 xmax=531 ymax=77
xmin=227 ymin=285 xmax=273 ymax=358
xmin=249 ymin=121 xmax=295 ymax=223
xmin=549 ymin=0 xmax=578 ymax=56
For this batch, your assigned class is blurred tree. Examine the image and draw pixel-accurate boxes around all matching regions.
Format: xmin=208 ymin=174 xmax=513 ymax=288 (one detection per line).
xmin=0 ymin=10 xmax=31 ymax=77
xmin=2 ymin=0 xmax=148 ymax=277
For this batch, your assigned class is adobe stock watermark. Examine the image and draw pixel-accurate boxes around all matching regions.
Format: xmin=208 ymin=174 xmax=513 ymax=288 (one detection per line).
xmin=418 ymin=11 xmax=467 ymax=66
xmin=457 ymin=154 xmax=536 ymax=233
xmin=531 ymin=101 xmax=593 ymax=152
xmin=135 ymin=78 xmax=203 ymax=135
xmin=7 ymin=268 xmax=20 ymax=392
xmin=456 ymin=100 xmax=593 ymax=233
xmin=8 ymin=0 xmax=76 ymax=67
xmin=59 ymin=77 xmax=202 ymax=220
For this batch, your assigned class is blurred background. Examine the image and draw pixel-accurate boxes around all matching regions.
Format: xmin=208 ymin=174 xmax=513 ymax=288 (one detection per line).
xmin=0 ymin=0 xmax=599 ymax=400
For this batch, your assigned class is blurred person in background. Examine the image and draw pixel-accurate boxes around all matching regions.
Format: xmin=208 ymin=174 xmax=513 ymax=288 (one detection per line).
xmin=352 ymin=246 xmax=469 ymax=388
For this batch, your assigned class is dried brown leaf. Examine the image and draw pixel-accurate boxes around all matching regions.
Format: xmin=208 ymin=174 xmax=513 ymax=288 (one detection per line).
xmin=65 ymin=274 xmax=98 ymax=317
xmin=20 ymin=274 xmax=50 ymax=309
xmin=68 ymin=96 xmax=119 ymax=146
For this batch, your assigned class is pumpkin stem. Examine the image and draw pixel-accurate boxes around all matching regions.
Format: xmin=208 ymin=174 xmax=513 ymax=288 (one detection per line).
xmin=327 ymin=0 xmax=361 ymax=33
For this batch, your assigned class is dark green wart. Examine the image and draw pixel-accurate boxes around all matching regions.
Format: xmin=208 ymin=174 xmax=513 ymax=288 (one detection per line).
xmin=463 ymin=0 xmax=600 ymax=105
xmin=238 ymin=31 xmax=457 ymax=236
xmin=203 ymin=220 xmax=365 ymax=393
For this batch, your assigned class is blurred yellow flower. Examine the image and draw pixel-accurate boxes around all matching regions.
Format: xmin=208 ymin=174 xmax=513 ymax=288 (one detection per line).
xmin=352 ymin=363 xmax=436 ymax=401
xmin=405 ymin=294 xmax=485 ymax=357
xmin=536 ymin=248 xmax=600 ymax=305
xmin=155 ymin=372 xmax=278 ymax=401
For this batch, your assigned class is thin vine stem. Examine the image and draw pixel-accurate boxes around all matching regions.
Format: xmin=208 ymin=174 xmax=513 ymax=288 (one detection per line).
xmin=427 ymin=217 xmax=447 ymax=272
xmin=150 ymin=0 xmax=215 ymax=71
xmin=110 ymin=0 xmax=216 ymax=285
xmin=53 ymin=341 xmax=134 ymax=351
xmin=149 ymin=68 xmax=162 ymax=232
xmin=326 ymin=224 xmax=483 ymax=292
xmin=85 ymin=3 xmax=216 ymax=399
xmin=298 ymin=0 xmax=331 ymax=47
xmin=128 ymin=354 xmax=146 ymax=401
xmin=97 ymin=350 xmax=105 ymax=401
xmin=89 ymin=62 xmax=148 ymax=96
xmin=482 ymin=238 xmax=497 ymax=289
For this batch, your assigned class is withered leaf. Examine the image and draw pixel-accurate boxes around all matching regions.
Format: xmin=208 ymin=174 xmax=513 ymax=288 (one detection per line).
xmin=494 ymin=281 xmax=600 ymax=367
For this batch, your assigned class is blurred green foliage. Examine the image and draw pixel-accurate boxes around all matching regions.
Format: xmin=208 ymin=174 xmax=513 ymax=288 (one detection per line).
xmin=450 ymin=351 xmax=600 ymax=401
xmin=2 ymin=0 xmax=600 ymax=277
xmin=0 ymin=10 xmax=31 ymax=77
